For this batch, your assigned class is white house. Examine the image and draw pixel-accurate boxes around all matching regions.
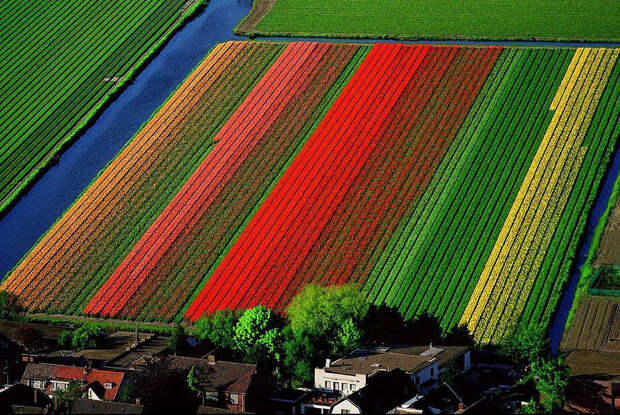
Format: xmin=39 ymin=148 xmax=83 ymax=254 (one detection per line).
xmin=302 ymin=344 xmax=471 ymax=414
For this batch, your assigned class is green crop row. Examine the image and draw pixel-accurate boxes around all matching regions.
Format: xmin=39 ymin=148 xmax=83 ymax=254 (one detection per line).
xmin=0 ymin=0 xmax=207 ymax=215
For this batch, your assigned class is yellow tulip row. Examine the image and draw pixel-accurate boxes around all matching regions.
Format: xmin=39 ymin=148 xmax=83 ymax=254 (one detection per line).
xmin=460 ymin=47 xmax=619 ymax=342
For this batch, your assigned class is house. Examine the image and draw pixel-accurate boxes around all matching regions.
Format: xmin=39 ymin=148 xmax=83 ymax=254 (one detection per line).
xmin=0 ymin=383 xmax=52 ymax=414
xmin=166 ymin=355 xmax=264 ymax=413
xmin=330 ymin=369 xmax=416 ymax=414
xmin=314 ymin=345 xmax=470 ymax=396
xmin=304 ymin=344 xmax=471 ymax=414
xmin=21 ymin=363 xmax=125 ymax=401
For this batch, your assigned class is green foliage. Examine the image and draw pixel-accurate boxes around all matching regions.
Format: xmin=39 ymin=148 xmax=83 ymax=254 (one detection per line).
xmin=233 ymin=306 xmax=275 ymax=351
xmin=56 ymin=381 xmax=82 ymax=406
xmin=288 ymin=284 xmax=368 ymax=335
xmin=57 ymin=330 xmax=73 ymax=348
xmin=499 ymin=324 xmax=549 ymax=367
xmin=187 ymin=365 xmax=199 ymax=393
xmin=336 ymin=317 xmax=362 ymax=355
xmin=117 ymin=382 xmax=134 ymax=404
xmin=0 ymin=291 xmax=20 ymax=320
xmin=59 ymin=323 xmax=104 ymax=351
xmin=281 ymin=328 xmax=315 ymax=388
xmin=193 ymin=310 xmax=239 ymax=349
xmin=530 ymin=358 xmax=570 ymax=413
xmin=248 ymin=0 xmax=620 ymax=42
xmin=169 ymin=324 xmax=185 ymax=354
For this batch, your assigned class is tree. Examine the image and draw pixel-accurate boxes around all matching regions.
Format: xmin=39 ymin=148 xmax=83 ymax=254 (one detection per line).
xmin=233 ymin=306 xmax=277 ymax=354
xmin=15 ymin=325 xmax=42 ymax=351
xmin=287 ymin=284 xmax=369 ymax=355
xmin=55 ymin=380 xmax=83 ymax=410
xmin=530 ymin=357 xmax=570 ymax=413
xmin=281 ymin=327 xmax=316 ymax=388
xmin=169 ymin=324 xmax=185 ymax=355
xmin=336 ymin=317 xmax=362 ymax=355
xmin=194 ymin=310 xmax=239 ymax=350
xmin=187 ymin=365 xmax=199 ymax=393
xmin=58 ymin=330 xmax=72 ymax=349
xmin=0 ymin=291 xmax=20 ymax=320
xmin=499 ymin=324 xmax=548 ymax=367
xmin=71 ymin=323 xmax=103 ymax=350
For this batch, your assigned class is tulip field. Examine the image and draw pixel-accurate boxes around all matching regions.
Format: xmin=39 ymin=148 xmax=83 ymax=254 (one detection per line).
xmin=2 ymin=41 xmax=619 ymax=343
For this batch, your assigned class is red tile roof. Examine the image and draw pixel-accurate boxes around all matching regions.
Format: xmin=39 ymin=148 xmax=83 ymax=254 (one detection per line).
xmin=51 ymin=366 xmax=124 ymax=400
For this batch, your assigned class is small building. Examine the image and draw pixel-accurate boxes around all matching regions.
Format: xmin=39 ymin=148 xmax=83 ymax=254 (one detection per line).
xmin=166 ymin=355 xmax=263 ymax=413
xmin=305 ymin=344 xmax=471 ymax=414
xmin=0 ymin=383 xmax=52 ymax=414
xmin=314 ymin=345 xmax=470 ymax=396
xmin=330 ymin=369 xmax=416 ymax=414
xmin=21 ymin=363 xmax=125 ymax=401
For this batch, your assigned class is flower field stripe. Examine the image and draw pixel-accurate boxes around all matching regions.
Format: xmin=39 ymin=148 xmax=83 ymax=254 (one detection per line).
xmin=361 ymin=47 xmax=573 ymax=331
xmin=280 ymin=46 xmax=501 ymax=308
xmin=368 ymin=49 xmax=532 ymax=308
xmin=84 ymin=42 xmax=327 ymax=316
xmin=186 ymin=44 xmax=430 ymax=319
xmin=284 ymin=46 xmax=458 ymax=293
xmin=186 ymin=43 xmax=410 ymax=316
xmin=113 ymin=44 xmax=360 ymax=320
xmin=65 ymin=43 xmax=283 ymax=314
xmin=11 ymin=42 xmax=250 ymax=309
xmin=460 ymin=48 xmax=618 ymax=341
xmin=361 ymin=50 xmax=514 ymax=304
xmin=490 ymin=49 xmax=619 ymax=340
xmin=2 ymin=42 xmax=285 ymax=313
xmin=2 ymin=41 xmax=239 ymax=299
xmin=373 ymin=47 xmax=501 ymax=313
xmin=524 ymin=58 xmax=620 ymax=330
xmin=218 ymin=45 xmax=426 ymax=313
xmin=84 ymin=44 xmax=324 ymax=314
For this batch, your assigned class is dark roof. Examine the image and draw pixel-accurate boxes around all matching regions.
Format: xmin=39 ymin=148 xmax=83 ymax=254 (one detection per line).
xmin=388 ymin=345 xmax=470 ymax=366
xmin=0 ymin=384 xmax=52 ymax=411
xmin=326 ymin=349 xmax=431 ymax=376
xmin=70 ymin=399 xmax=143 ymax=414
xmin=165 ymin=356 xmax=256 ymax=394
xmin=338 ymin=369 xmax=416 ymax=414
xmin=21 ymin=363 xmax=55 ymax=382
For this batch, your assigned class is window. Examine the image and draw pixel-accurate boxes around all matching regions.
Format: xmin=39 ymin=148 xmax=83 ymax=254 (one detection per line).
xmin=229 ymin=393 xmax=239 ymax=405
xmin=104 ymin=382 xmax=113 ymax=390
xmin=31 ymin=380 xmax=44 ymax=389
xmin=334 ymin=382 xmax=340 ymax=391
xmin=205 ymin=391 xmax=218 ymax=401
xmin=325 ymin=380 xmax=332 ymax=389
xmin=350 ymin=384 xmax=356 ymax=391
xmin=342 ymin=383 xmax=348 ymax=392
xmin=51 ymin=381 xmax=67 ymax=391
xmin=342 ymin=410 xmax=351 ymax=414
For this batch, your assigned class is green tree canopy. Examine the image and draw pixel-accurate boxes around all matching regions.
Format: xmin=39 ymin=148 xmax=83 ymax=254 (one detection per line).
xmin=194 ymin=310 xmax=239 ymax=350
xmin=287 ymin=284 xmax=369 ymax=336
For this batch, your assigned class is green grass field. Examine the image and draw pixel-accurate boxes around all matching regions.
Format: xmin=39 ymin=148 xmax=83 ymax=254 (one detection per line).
xmin=0 ymin=0 xmax=206 ymax=215
xmin=238 ymin=0 xmax=620 ymax=42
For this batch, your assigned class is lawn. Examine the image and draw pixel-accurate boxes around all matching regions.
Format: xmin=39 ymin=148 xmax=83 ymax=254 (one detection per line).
xmin=237 ymin=0 xmax=620 ymax=42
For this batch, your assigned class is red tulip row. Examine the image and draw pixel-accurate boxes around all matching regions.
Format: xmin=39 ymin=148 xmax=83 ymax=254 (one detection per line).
xmin=185 ymin=43 xmax=432 ymax=320
xmin=84 ymin=42 xmax=361 ymax=319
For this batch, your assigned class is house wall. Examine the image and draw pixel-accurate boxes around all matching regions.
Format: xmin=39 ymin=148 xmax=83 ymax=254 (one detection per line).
xmin=300 ymin=402 xmax=332 ymax=414
xmin=314 ymin=368 xmax=366 ymax=396
xmin=331 ymin=399 xmax=361 ymax=414
xmin=224 ymin=391 xmax=245 ymax=412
